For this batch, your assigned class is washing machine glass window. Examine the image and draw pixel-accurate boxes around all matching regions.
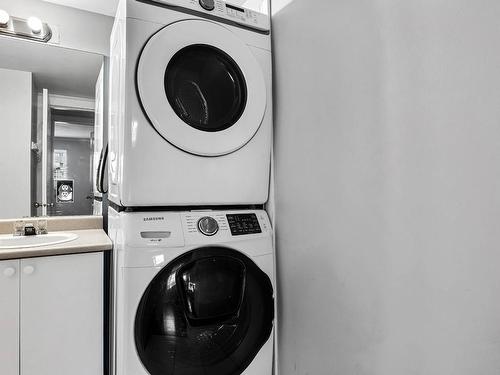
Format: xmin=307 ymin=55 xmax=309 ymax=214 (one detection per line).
xmin=165 ymin=44 xmax=247 ymax=133
xmin=134 ymin=247 xmax=274 ymax=375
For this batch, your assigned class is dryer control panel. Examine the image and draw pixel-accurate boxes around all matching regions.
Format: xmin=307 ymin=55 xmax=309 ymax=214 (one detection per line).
xmin=146 ymin=0 xmax=270 ymax=32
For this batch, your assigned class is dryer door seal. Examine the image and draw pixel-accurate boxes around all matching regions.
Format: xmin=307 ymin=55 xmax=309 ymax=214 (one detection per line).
xmin=137 ymin=19 xmax=267 ymax=156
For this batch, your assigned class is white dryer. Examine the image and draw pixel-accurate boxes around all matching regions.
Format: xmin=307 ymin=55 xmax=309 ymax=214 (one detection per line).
xmin=108 ymin=0 xmax=273 ymax=207
xmin=109 ymin=208 xmax=276 ymax=375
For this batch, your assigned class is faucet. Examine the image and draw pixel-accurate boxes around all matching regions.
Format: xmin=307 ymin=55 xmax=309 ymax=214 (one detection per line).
xmin=13 ymin=219 xmax=48 ymax=236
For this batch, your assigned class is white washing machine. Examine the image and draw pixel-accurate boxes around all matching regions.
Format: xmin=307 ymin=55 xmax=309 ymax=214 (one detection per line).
xmin=109 ymin=208 xmax=276 ymax=375
xmin=108 ymin=0 xmax=273 ymax=207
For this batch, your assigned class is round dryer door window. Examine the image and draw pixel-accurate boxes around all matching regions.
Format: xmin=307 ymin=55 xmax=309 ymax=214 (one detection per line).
xmin=165 ymin=44 xmax=247 ymax=133
xmin=137 ymin=20 xmax=267 ymax=156
xmin=134 ymin=247 xmax=274 ymax=375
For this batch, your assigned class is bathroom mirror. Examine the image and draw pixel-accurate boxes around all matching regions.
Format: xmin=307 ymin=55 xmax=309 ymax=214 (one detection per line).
xmin=0 ymin=36 xmax=105 ymax=219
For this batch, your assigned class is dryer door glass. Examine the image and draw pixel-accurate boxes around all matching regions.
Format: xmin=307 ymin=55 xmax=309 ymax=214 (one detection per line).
xmin=134 ymin=247 xmax=274 ymax=375
xmin=165 ymin=45 xmax=247 ymax=133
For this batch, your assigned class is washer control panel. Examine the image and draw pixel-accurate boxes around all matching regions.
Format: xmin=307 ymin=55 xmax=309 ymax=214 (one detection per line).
xmin=115 ymin=210 xmax=271 ymax=250
xmin=227 ymin=213 xmax=261 ymax=235
xmin=147 ymin=0 xmax=270 ymax=32
xmin=182 ymin=210 xmax=271 ymax=244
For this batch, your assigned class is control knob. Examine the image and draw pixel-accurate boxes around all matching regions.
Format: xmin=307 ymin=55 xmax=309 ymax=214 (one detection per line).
xmin=197 ymin=216 xmax=219 ymax=236
xmin=199 ymin=0 xmax=215 ymax=11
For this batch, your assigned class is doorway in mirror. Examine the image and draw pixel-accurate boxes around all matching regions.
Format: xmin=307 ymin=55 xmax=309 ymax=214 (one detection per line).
xmin=33 ymin=92 xmax=100 ymax=217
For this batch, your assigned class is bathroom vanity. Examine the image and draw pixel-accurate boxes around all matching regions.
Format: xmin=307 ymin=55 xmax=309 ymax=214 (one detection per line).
xmin=0 ymin=216 xmax=112 ymax=375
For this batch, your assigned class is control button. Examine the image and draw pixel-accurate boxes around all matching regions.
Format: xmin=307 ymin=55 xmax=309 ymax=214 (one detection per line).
xmin=199 ymin=0 xmax=215 ymax=11
xmin=197 ymin=216 xmax=219 ymax=236
xmin=226 ymin=213 xmax=262 ymax=236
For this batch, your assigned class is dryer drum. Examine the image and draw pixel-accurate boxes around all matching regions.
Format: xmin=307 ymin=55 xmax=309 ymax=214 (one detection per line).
xmin=165 ymin=44 xmax=248 ymax=133
xmin=134 ymin=247 xmax=274 ymax=375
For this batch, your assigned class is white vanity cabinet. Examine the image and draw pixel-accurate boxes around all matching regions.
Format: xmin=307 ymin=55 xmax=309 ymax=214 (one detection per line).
xmin=0 ymin=259 xmax=20 ymax=375
xmin=0 ymin=252 xmax=103 ymax=375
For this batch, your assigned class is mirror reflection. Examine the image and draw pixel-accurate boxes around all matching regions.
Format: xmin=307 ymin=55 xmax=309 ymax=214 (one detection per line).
xmin=0 ymin=36 xmax=104 ymax=219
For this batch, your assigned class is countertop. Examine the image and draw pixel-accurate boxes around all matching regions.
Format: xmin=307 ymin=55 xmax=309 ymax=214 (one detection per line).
xmin=0 ymin=216 xmax=112 ymax=260
xmin=0 ymin=229 xmax=112 ymax=260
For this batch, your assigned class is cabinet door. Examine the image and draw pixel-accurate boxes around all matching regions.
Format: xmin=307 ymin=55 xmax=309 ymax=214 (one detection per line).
xmin=20 ymin=253 xmax=103 ymax=375
xmin=0 ymin=260 xmax=20 ymax=375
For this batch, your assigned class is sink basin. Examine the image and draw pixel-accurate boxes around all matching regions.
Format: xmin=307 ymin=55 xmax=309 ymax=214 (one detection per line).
xmin=0 ymin=232 xmax=79 ymax=249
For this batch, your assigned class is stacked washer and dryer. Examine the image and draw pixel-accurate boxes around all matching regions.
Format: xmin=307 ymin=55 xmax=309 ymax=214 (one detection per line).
xmin=107 ymin=0 xmax=276 ymax=374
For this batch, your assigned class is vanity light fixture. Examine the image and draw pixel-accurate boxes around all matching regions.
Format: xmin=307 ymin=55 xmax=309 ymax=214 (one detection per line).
xmin=0 ymin=9 xmax=9 ymax=27
xmin=0 ymin=13 xmax=51 ymax=42
xmin=27 ymin=16 xmax=43 ymax=34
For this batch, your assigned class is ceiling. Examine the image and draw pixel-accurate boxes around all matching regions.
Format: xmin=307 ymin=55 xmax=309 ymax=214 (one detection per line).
xmin=54 ymin=122 xmax=93 ymax=139
xmin=0 ymin=36 xmax=102 ymax=98
xmin=43 ymin=0 xmax=269 ymax=16
xmin=43 ymin=0 xmax=118 ymax=17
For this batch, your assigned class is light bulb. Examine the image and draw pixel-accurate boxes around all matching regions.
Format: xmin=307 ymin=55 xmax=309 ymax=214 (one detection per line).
xmin=0 ymin=9 xmax=10 ymax=27
xmin=27 ymin=16 xmax=42 ymax=34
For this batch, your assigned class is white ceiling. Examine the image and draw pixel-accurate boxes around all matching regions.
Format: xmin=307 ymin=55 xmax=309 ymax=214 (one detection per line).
xmin=0 ymin=36 xmax=103 ymax=98
xmin=43 ymin=0 xmax=119 ymax=17
xmin=54 ymin=122 xmax=93 ymax=138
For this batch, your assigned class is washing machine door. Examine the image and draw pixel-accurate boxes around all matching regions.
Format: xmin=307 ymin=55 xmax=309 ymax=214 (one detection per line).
xmin=137 ymin=20 xmax=267 ymax=156
xmin=134 ymin=247 xmax=274 ymax=375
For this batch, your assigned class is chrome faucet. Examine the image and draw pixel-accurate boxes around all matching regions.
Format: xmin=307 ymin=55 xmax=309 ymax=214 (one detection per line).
xmin=13 ymin=220 xmax=48 ymax=236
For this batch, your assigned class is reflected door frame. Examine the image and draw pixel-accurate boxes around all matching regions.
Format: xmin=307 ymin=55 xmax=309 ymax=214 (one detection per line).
xmin=35 ymin=90 xmax=95 ymax=217
xmin=41 ymin=89 xmax=50 ymax=216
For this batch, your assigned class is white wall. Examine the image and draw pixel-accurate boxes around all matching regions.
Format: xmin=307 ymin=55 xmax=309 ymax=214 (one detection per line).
xmin=272 ymin=1 xmax=500 ymax=374
xmin=0 ymin=0 xmax=113 ymax=55
xmin=0 ymin=68 xmax=32 ymax=219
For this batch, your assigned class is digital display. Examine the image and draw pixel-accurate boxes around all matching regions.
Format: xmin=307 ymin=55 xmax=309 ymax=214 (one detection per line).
xmin=226 ymin=4 xmax=245 ymax=13
xmin=227 ymin=214 xmax=262 ymax=235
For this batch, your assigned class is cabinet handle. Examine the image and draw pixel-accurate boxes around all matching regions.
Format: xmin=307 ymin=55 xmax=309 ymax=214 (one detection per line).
xmin=3 ymin=267 xmax=16 ymax=277
xmin=23 ymin=265 xmax=35 ymax=275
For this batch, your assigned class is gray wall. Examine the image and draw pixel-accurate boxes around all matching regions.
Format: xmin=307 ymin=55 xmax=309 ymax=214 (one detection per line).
xmin=272 ymin=1 xmax=500 ymax=374
xmin=0 ymin=68 xmax=32 ymax=219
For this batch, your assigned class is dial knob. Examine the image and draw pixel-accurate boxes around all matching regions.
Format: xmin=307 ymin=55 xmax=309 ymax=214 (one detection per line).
xmin=197 ymin=216 xmax=219 ymax=236
xmin=199 ymin=0 xmax=215 ymax=11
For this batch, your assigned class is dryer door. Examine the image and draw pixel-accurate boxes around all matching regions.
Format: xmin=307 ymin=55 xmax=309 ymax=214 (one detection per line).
xmin=134 ymin=247 xmax=274 ymax=375
xmin=137 ymin=20 xmax=267 ymax=156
